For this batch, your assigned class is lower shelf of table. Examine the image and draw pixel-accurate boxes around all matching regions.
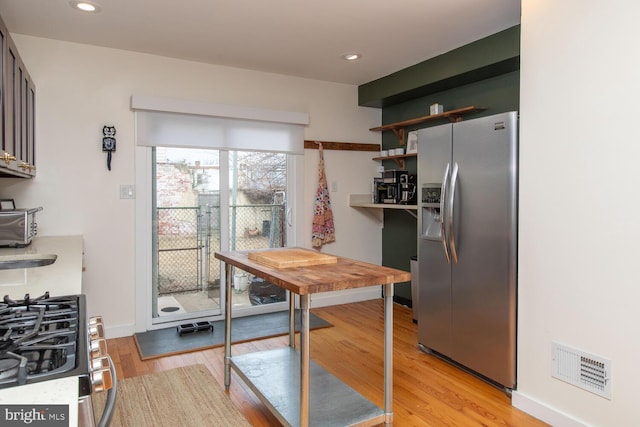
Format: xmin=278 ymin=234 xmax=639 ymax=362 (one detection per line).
xmin=230 ymin=347 xmax=385 ymax=427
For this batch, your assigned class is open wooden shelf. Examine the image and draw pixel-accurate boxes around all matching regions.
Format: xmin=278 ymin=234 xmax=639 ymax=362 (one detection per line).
xmin=370 ymin=106 xmax=486 ymax=145
xmin=349 ymin=194 xmax=417 ymax=219
xmin=372 ymin=153 xmax=416 ymax=169
xmin=303 ymin=140 xmax=379 ymax=152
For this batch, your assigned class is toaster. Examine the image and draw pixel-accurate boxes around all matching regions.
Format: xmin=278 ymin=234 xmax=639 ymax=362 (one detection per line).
xmin=0 ymin=207 xmax=43 ymax=247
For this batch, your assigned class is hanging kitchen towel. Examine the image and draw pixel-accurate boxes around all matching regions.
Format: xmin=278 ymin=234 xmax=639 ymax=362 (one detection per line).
xmin=312 ymin=142 xmax=335 ymax=248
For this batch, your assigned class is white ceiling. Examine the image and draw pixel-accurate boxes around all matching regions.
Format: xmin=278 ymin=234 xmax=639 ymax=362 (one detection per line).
xmin=0 ymin=0 xmax=520 ymax=86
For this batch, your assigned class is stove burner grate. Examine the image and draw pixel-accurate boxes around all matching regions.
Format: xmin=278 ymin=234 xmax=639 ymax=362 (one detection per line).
xmin=0 ymin=292 xmax=82 ymax=388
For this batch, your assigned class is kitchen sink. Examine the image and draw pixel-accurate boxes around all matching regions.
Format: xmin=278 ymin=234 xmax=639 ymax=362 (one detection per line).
xmin=0 ymin=254 xmax=57 ymax=270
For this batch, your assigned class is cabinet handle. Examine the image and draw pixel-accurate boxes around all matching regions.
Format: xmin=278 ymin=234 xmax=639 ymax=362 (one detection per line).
xmin=1 ymin=153 xmax=16 ymax=166
xmin=18 ymin=162 xmax=35 ymax=173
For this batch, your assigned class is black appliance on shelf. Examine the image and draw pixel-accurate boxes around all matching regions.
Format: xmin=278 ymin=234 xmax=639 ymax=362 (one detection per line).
xmin=375 ymin=170 xmax=416 ymax=204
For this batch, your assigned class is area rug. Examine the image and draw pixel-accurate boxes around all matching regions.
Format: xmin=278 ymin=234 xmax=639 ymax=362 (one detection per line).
xmin=92 ymin=364 xmax=250 ymax=427
xmin=135 ymin=310 xmax=332 ymax=360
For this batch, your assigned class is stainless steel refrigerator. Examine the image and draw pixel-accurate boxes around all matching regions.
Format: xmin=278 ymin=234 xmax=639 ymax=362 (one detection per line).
xmin=417 ymin=111 xmax=518 ymax=390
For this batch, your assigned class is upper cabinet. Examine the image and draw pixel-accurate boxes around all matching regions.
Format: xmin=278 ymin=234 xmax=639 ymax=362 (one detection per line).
xmin=0 ymin=15 xmax=36 ymax=178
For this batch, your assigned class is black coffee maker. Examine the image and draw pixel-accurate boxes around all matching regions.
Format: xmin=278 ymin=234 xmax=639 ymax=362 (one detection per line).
xmin=375 ymin=170 xmax=416 ymax=204
xmin=399 ymin=174 xmax=417 ymax=204
xmin=373 ymin=179 xmax=397 ymax=204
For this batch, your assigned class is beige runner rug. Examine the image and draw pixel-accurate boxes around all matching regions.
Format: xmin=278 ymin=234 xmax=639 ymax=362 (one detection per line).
xmin=92 ymin=364 xmax=250 ymax=427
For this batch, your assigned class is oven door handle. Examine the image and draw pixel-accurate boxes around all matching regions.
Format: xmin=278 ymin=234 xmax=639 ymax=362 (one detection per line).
xmin=97 ymin=355 xmax=118 ymax=427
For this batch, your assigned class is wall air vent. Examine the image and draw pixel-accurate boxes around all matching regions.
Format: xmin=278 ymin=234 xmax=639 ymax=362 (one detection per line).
xmin=551 ymin=342 xmax=611 ymax=399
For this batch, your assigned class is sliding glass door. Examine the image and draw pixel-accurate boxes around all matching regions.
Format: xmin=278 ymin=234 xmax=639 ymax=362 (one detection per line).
xmin=151 ymin=147 xmax=290 ymax=326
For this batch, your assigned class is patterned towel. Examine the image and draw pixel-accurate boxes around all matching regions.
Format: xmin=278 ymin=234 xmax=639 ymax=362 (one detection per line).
xmin=312 ymin=143 xmax=335 ymax=248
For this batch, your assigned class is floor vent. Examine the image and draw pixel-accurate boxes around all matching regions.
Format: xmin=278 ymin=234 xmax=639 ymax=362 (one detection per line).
xmin=551 ymin=342 xmax=611 ymax=399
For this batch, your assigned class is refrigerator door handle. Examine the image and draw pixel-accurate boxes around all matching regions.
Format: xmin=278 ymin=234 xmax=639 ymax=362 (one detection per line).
xmin=440 ymin=163 xmax=451 ymax=263
xmin=448 ymin=162 xmax=459 ymax=264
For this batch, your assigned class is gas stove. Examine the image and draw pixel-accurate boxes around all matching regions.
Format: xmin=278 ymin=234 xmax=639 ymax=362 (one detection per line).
xmin=0 ymin=292 xmax=91 ymax=395
xmin=0 ymin=292 xmax=117 ymax=426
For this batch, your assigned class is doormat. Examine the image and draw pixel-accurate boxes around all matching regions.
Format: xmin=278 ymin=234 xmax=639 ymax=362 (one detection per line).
xmin=134 ymin=310 xmax=332 ymax=360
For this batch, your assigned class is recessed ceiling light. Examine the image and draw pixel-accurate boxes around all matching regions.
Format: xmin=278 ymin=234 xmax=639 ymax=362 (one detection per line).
xmin=341 ymin=53 xmax=362 ymax=61
xmin=70 ymin=1 xmax=101 ymax=12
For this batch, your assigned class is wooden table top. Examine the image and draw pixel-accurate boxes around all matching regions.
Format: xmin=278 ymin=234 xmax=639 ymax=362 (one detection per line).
xmin=215 ymin=247 xmax=411 ymax=295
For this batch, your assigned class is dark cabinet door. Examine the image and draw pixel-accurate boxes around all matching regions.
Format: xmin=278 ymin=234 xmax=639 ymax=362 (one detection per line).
xmin=4 ymin=35 xmax=16 ymax=166
xmin=17 ymin=61 xmax=24 ymax=165
xmin=18 ymin=64 xmax=34 ymax=175
xmin=0 ymin=14 xmax=35 ymax=178
xmin=27 ymin=78 xmax=35 ymax=174
xmin=0 ymin=24 xmax=4 ymax=156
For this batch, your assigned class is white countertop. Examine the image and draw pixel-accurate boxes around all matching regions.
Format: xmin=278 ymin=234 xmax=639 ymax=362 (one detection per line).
xmin=0 ymin=377 xmax=79 ymax=426
xmin=0 ymin=235 xmax=84 ymax=298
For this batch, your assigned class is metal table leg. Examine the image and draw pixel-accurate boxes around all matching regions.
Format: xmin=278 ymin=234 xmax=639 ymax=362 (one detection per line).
xmin=224 ymin=263 xmax=233 ymax=389
xmin=384 ymin=283 xmax=394 ymax=425
xmin=289 ymin=291 xmax=295 ymax=348
xmin=299 ymin=294 xmax=310 ymax=427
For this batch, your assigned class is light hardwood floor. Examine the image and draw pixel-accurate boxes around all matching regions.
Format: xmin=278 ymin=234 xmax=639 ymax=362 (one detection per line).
xmin=106 ymin=299 xmax=548 ymax=426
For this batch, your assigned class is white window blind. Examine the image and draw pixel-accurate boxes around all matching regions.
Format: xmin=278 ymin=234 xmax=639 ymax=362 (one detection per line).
xmin=131 ymin=95 xmax=309 ymax=154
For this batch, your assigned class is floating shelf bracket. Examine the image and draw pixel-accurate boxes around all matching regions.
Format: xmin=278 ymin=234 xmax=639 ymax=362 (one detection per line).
xmin=372 ymin=153 xmax=417 ymax=169
xmin=391 ymin=128 xmax=405 ymax=146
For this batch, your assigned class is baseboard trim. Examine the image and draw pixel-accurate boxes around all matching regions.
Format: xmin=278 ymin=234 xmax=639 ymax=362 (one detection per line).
xmin=106 ymin=322 xmax=137 ymax=339
xmin=393 ymin=295 xmax=412 ymax=307
xmin=512 ymin=390 xmax=588 ymax=427
xmin=111 ymin=287 xmax=381 ymax=338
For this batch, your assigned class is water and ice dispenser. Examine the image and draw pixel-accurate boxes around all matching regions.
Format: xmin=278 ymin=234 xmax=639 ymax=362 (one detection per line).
xmin=420 ymin=184 xmax=443 ymax=240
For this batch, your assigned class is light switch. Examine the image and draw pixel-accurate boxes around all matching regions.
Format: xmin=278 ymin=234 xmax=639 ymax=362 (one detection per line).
xmin=331 ymin=181 xmax=338 ymax=192
xmin=119 ymin=184 xmax=135 ymax=199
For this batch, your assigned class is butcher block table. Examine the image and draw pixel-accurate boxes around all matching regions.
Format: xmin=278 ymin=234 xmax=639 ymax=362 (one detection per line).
xmin=215 ymin=247 xmax=411 ymax=427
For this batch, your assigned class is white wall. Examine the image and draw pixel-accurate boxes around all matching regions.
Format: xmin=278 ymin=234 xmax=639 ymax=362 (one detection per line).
xmin=0 ymin=35 xmax=382 ymax=337
xmin=515 ymin=1 xmax=640 ymax=425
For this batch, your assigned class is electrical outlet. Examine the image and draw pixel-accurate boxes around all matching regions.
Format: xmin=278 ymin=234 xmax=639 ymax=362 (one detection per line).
xmin=331 ymin=181 xmax=338 ymax=192
xmin=119 ymin=184 xmax=136 ymax=199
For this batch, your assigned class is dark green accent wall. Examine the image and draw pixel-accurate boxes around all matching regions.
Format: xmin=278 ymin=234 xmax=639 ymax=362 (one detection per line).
xmin=360 ymin=26 xmax=521 ymax=306
xmin=358 ymin=25 xmax=520 ymax=108
xmin=382 ymin=71 xmax=520 ymax=151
